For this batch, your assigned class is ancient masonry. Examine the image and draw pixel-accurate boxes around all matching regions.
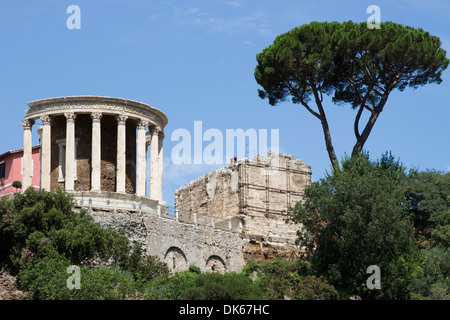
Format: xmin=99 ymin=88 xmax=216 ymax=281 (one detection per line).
xmin=174 ymin=153 xmax=312 ymax=268
xmin=20 ymin=96 xmax=312 ymax=273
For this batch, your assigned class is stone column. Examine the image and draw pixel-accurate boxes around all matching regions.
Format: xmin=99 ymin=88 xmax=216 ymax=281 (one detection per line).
xmin=64 ymin=112 xmax=76 ymax=191
xmin=40 ymin=115 xmax=51 ymax=190
xmin=116 ymin=114 xmax=128 ymax=193
xmin=91 ymin=113 xmax=102 ymax=192
xmin=150 ymin=126 xmax=161 ymax=201
xmin=157 ymin=130 xmax=164 ymax=201
xmin=136 ymin=120 xmax=148 ymax=197
xmin=21 ymin=119 xmax=34 ymax=190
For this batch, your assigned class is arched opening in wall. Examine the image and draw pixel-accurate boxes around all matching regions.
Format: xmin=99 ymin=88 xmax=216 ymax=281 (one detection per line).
xmin=164 ymin=247 xmax=188 ymax=273
xmin=206 ymin=255 xmax=226 ymax=273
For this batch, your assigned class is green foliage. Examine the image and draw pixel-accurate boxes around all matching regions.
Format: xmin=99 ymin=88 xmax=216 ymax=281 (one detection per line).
xmin=405 ymin=170 xmax=450 ymax=248
xmin=181 ymin=272 xmax=265 ymax=300
xmin=243 ymin=258 xmax=337 ymax=300
xmin=3 ymin=174 xmax=448 ymax=300
xmin=18 ymin=256 xmax=138 ymax=300
xmin=412 ymin=245 xmax=450 ymax=300
xmin=290 ymin=274 xmax=339 ymax=300
xmin=403 ymin=170 xmax=450 ymax=299
xmin=142 ymin=268 xmax=265 ymax=300
xmin=124 ymin=242 xmax=169 ymax=284
xmin=12 ymin=181 xmax=22 ymax=190
xmin=0 ymin=188 xmax=130 ymax=274
xmin=17 ymin=256 xmax=72 ymax=300
xmin=188 ymin=264 xmax=201 ymax=274
xmin=244 ymin=259 xmax=304 ymax=300
xmin=255 ymin=21 xmax=449 ymax=163
xmin=143 ymin=270 xmax=197 ymax=300
xmin=290 ymin=153 xmax=419 ymax=299
xmin=1 ymin=188 xmax=171 ymax=300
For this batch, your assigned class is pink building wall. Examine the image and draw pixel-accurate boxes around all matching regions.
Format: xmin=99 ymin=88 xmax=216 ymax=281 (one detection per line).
xmin=0 ymin=146 xmax=40 ymax=197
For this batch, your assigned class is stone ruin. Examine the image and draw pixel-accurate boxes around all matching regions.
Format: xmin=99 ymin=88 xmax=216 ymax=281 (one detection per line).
xmin=19 ymin=96 xmax=312 ymax=273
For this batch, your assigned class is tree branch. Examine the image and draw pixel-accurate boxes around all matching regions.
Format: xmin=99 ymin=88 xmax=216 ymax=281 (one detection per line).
xmin=352 ymin=89 xmax=390 ymax=157
xmin=286 ymin=81 xmax=321 ymax=119
xmin=300 ymin=100 xmax=321 ymax=119
xmin=310 ymin=84 xmax=339 ymax=168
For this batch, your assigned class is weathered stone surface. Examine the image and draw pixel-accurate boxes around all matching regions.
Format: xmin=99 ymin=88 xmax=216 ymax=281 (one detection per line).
xmin=146 ymin=214 xmax=246 ymax=273
xmin=89 ymin=208 xmax=149 ymax=253
xmin=0 ymin=269 xmax=28 ymax=300
xmin=175 ymin=152 xmax=311 ymax=240
xmin=170 ymin=152 xmax=311 ymax=267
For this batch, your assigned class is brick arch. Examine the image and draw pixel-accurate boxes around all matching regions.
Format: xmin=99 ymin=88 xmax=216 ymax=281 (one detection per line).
xmin=164 ymin=246 xmax=188 ymax=273
xmin=205 ymin=255 xmax=226 ymax=273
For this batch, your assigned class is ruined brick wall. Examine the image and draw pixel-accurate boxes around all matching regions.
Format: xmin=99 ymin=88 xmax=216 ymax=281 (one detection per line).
xmin=146 ymin=214 xmax=246 ymax=273
xmin=88 ymin=207 xmax=304 ymax=272
xmin=88 ymin=208 xmax=149 ymax=253
xmin=174 ymin=166 xmax=240 ymax=219
xmin=174 ymin=152 xmax=312 ymax=240
xmin=240 ymin=153 xmax=311 ymax=239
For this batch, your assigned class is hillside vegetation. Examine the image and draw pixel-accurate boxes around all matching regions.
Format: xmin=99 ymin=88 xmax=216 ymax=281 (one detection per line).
xmin=0 ymin=153 xmax=448 ymax=300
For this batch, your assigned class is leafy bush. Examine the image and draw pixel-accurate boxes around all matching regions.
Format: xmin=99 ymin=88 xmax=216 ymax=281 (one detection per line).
xmin=142 ymin=267 xmax=264 ymax=300
xmin=242 ymin=258 xmax=337 ymax=300
xmin=18 ymin=256 xmax=138 ymax=300
xmin=143 ymin=270 xmax=196 ymax=300
xmin=1 ymin=188 xmax=170 ymax=300
xmin=12 ymin=181 xmax=22 ymax=190
xmin=290 ymin=274 xmax=339 ymax=300
xmin=412 ymin=245 xmax=450 ymax=300
xmin=290 ymin=153 xmax=419 ymax=299
xmin=0 ymin=188 xmax=131 ymax=273
xmin=124 ymin=242 xmax=169 ymax=284
xmin=181 ymin=272 xmax=265 ymax=300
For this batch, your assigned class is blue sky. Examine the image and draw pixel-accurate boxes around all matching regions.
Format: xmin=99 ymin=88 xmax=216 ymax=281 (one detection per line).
xmin=1 ymin=0 xmax=449 ymax=207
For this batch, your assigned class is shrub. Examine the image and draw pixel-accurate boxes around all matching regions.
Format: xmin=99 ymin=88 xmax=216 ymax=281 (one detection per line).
xmin=181 ymin=272 xmax=265 ymax=300
xmin=18 ymin=256 xmax=139 ymax=300
xmin=290 ymin=274 xmax=339 ymax=300
xmin=244 ymin=258 xmax=313 ymax=300
xmin=0 ymin=188 xmax=130 ymax=273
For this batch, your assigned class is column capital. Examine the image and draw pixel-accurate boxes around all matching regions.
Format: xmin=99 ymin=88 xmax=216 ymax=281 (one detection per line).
xmin=40 ymin=115 xmax=51 ymax=125
xmin=137 ymin=119 xmax=148 ymax=129
xmin=64 ymin=112 xmax=77 ymax=122
xmin=150 ymin=125 xmax=160 ymax=135
xmin=91 ymin=112 xmax=103 ymax=122
xmin=116 ymin=114 xmax=128 ymax=124
xmin=158 ymin=130 xmax=165 ymax=140
xmin=21 ymin=119 xmax=34 ymax=129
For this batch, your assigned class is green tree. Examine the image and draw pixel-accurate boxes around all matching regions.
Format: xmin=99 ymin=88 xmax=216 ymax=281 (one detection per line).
xmin=405 ymin=170 xmax=450 ymax=299
xmin=181 ymin=272 xmax=265 ymax=300
xmin=125 ymin=242 xmax=169 ymax=284
xmin=243 ymin=258 xmax=338 ymax=300
xmin=289 ymin=153 xmax=420 ymax=299
xmin=0 ymin=188 xmax=131 ymax=273
xmin=412 ymin=246 xmax=450 ymax=300
xmin=405 ymin=170 xmax=450 ymax=248
xmin=0 ymin=188 xmax=170 ymax=282
xmin=290 ymin=274 xmax=339 ymax=300
xmin=12 ymin=181 xmax=22 ymax=192
xmin=18 ymin=256 xmax=138 ymax=300
xmin=143 ymin=270 xmax=197 ymax=300
xmin=255 ymin=21 xmax=448 ymax=167
xmin=244 ymin=258 xmax=304 ymax=300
